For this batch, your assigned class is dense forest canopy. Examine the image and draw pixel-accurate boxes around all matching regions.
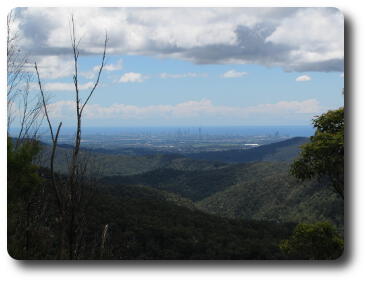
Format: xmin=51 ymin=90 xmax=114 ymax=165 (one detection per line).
xmin=8 ymin=132 xmax=344 ymax=259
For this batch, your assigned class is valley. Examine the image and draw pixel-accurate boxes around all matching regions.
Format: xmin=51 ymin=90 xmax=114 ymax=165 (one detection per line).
xmin=38 ymin=133 xmax=343 ymax=231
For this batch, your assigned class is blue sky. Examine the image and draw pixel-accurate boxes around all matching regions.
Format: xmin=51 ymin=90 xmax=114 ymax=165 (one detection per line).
xmin=12 ymin=7 xmax=344 ymax=127
xmin=82 ymin=55 xmax=344 ymax=108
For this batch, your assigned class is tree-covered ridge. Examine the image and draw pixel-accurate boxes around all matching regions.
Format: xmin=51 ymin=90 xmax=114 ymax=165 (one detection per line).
xmin=101 ymin=161 xmax=343 ymax=230
xmin=37 ymin=136 xmax=343 ymax=229
xmin=196 ymin=165 xmax=343 ymax=230
xmin=9 ymin=167 xmax=298 ymax=260
xmin=8 ymin=136 xmax=343 ymax=260
xmin=91 ymin=190 xmax=295 ymax=260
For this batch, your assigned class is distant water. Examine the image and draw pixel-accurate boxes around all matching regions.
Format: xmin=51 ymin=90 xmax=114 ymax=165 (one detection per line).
xmin=31 ymin=125 xmax=314 ymax=138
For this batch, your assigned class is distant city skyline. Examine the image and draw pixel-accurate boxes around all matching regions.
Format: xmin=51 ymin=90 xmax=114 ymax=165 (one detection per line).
xmin=12 ymin=7 xmax=344 ymax=127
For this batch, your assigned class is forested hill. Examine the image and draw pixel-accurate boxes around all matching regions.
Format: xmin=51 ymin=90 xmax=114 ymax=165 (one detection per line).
xmin=10 ymin=136 xmax=343 ymax=259
xmin=186 ymin=137 xmax=309 ymax=163
xmin=101 ymin=161 xmax=343 ymax=230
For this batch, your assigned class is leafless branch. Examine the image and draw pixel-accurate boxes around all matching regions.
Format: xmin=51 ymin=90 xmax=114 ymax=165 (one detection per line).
xmin=34 ymin=62 xmax=63 ymax=213
xmin=81 ymin=33 xmax=108 ymax=115
xmin=34 ymin=63 xmax=55 ymax=142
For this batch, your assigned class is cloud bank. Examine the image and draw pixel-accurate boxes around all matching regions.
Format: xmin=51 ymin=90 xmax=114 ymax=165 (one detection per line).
xmin=46 ymin=98 xmax=322 ymax=126
xmin=14 ymin=7 xmax=344 ymax=72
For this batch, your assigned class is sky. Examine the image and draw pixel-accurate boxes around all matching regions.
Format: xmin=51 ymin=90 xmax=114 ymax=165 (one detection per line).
xmin=11 ymin=7 xmax=344 ymax=127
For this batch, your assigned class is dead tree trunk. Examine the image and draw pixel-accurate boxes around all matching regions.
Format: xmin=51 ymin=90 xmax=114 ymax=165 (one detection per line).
xmin=35 ymin=16 xmax=107 ymax=259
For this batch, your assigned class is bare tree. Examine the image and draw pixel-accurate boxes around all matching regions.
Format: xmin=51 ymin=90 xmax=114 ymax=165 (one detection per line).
xmin=7 ymin=10 xmax=44 ymax=146
xmin=35 ymin=16 xmax=108 ymax=259
xmin=7 ymin=10 xmax=47 ymax=259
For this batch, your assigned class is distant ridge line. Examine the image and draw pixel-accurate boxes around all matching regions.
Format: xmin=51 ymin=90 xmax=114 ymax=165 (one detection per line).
xmin=186 ymin=137 xmax=309 ymax=163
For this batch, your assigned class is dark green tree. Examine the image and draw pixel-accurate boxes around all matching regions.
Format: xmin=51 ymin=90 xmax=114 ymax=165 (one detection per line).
xmin=7 ymin=138 xmax=41 ymax=192
xmin=290 ymin=107 xmax=344 ymax=199
xmin=7 ymin=137 xmax=42 ymax=258
xmin=279 ymin=222 xmax=344 ymax=259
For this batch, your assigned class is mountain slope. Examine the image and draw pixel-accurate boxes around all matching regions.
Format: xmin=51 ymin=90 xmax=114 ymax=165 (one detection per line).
xmin=39 ymin=137 xmax=342 ymax=229
xmin=101 ymin=162 xmax=295 ymax=201
xmin=86 ymin=184 xmax=297 ymax=259
xmin=101 ymin=161 xmax=343 ymax=229
xmin=196 ymin=166 xmax=343 ymax=229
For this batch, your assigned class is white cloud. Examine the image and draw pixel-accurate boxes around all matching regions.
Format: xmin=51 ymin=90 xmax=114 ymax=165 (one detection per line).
xmin=265 ymin=8 xmax=343 ymax=71
xmin=245 ymin=99 xmax=320 ymax=114
xmin=296 ymin=75 xmax=311 ymax=82
xmin=47 ymin=98 xmax=321 ymax=122
xmin=340 ymin=73 xmax=344 ymax=78
xmin=80 ymin=70 xmax=96 ymax=80
xmin=14 ymin=7 xmax=344 ymax=72
xmin=104 ymin=59 xmax=123 ymax=71
xmin=47 ymin=100 xmax=75 ymax=118
xmin=31 ymin=81 xmax=95 ymax=91
xmin=81 ymin=59 xmax=123 ymax=79
xmin=222 ymin=70 xmax=248 ymax=78
xmin=159 ymin=72 xmax=208 ymax=79
xmin=32 ymin=56 xmax=123 ymax=80
xmin=118 ymin=72 xmax=147 ymax=83
xmin=32 ymin=56 xmax=74 ymax=79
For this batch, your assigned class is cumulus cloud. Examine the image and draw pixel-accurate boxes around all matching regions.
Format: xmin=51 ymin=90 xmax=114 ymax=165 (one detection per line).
xmin=265 ymin=8 xmax=343 ymax=72
xmin=31 ymin=56 xmax=123 ymax=80
xmin=46 ymin=98 xmax=322 ymax=122
xmin=118 ymin=72 xmax=147 ymax=83
xmin=159 ymin=72 xmax=208 ymax=79
xmin=13 ymin=7 xmax=344 ymax=72
xmin=296 ymin=75 xmax=311 ymax=82
xmin=222 ymin=70 xmax=248 ymax=78
xmin=31 ymin=56 xmax=74 ymax=79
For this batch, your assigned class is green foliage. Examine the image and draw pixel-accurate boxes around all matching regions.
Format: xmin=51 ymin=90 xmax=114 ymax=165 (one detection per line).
xmin=290 ymin=108 xmax=344 ymax=199
xmin=196 ymin=163 xmax=343 ymax=229
xmin=8 ymin=138 xmax=41 ymax=198
xmin=102 ymin=166 xmax=239 ymax=201
xmin=9 ymin=178 xmax=297 ymax=259
xmin=7 ymin=138 xmax=42 ymax=259
xmin=8 ymin=135 xmax=344 ymax=259
xmin=279 ymin=222 xmax=344 ymax=259
xmin=103 ymin=161 xmax=343 ymax=229
xmin=70 ymin=184 xmax=297 ymax=259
